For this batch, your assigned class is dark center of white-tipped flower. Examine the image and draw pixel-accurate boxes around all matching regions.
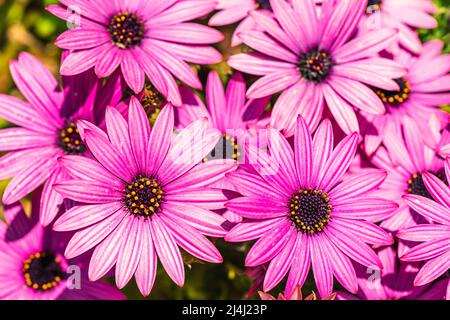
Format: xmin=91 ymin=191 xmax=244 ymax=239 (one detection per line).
xmin=374 ymin=78 xmax=410 ymax=107
xmin=256 ymin=0 xmax=272 ymax=10
xmin=58 ymin=120 xmax=86 ymax=155
xmin=289 ymin=188 xmax=332 ymax=236
xmin=108 ymin=11 xmax=145 ymax=49
xmin=124 ymin=175 xmax=165 ymax=217
xmin=203 ymin=134 xmax=241 ymax=162
xmin=298 ymin=50 xmax=333 ymax=83
xmin=23 ymin=252 xmax=64 ymax=291
xmin=366 ymin=0 xmax=382 ymax=13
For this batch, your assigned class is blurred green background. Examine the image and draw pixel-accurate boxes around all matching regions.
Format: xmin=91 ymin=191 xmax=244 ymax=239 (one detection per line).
xmin=0 ymin=0 xmax=448 ymax=300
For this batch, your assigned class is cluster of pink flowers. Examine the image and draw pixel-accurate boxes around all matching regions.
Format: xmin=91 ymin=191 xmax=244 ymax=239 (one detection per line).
xmin=0 ymin=0 xmax=448 ymax=300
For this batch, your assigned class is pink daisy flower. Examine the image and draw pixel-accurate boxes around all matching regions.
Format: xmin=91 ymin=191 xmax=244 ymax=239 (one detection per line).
xmin=176 ymin=71 xmax=270 ymax=161
xmin=225 ymin=117 xmax=396 ymax=298
xmin=360 ymin=0 xmax=438 ymax=54
xmin=228 ymin=0 xmax=405 ymax=137
xmin=397 ymin=157 xmax=450 ymax=298
xmin=52 ymin=98 xmax=235 ymax=296
xmin=209 ymin=0 xmax=272 ymax=47
xmin=370 ymin=118 xmax=446 ymax=237
xmin=0 ymin=53 xmax=124 ymax=226
xmin=0 ymin=198 xmax=124 ymax=300
xmin=361 ymin=40 xmax=450 ymax=156
xmin=337 ymin=246 xmax=449 ymax=300
xmin=49 ymin=0 xmax=223 ymax=105
xmin=175 ymin=71 xmax=270 ymax=223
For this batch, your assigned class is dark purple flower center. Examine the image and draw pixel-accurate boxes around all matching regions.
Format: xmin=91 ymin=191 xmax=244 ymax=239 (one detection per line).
xmin=298 ymin=50 xmax=333 ymax=83
xmin=366 ymin=0 xmax=382 ymax=14
xmin=204 ymin=134 xmax=240 ymax=162
xmin=23 ymin=251 xmax=64 ymax=291
xmin=108 ymin=11 xmax=145 ymax=49
xmin=256 ymin=0 xmax=272 ymax=10
xmin=407 ymin=172 xmax=445 ymax=199
xmin=58 ymin=120 xmax=86 ymax=155
xmin=374 ymin=78 xmax=410 ymax=107
xmin=124 ymin=175 xmax=165 ymax=217
xmin=289 ymin=188 xmax=332 ymax=235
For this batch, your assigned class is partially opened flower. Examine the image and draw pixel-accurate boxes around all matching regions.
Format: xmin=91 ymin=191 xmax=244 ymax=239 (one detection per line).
xmin=176 ymin=71 xmax=270 ymax=223
xmin=361 ymin=40 xmax=450 ymax=156
xmin=0 ymin=198 xmax=124 ymax=300
xmin=49 ymin=0 xmax=223 ymax=105
xmin=228 ymin=0 xmax=405 ymax=136
xmin=176 ymin=71 xmax=270 ymax=163
xmin=337 ymin=246 xmax=448 ymax=300
xmin=397 ymin=157 xmax=450 ymax=298
xmin=0 ymin=53 xmax=124 ymax=226
xmin=53 ymin=98 xmax=235 ymax=296
xmin=225 ymin=117 xmax=396 ymax=298
xmin=360 ymin=0 xmax=437 ymax=54
xmin=370 ymin=118 xmax=446 ymax=238
xmin=209 ymin=0 xmax=272 ymax=47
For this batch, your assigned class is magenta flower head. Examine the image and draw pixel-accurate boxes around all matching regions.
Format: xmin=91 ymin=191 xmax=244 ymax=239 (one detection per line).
xmin=360 ymin=0 xmax=437 ymax=54
xmin=397 ymin=157 xmax=450 ymax=299
xmin=52 ymin=98 xmax=234 ymax=296
xmin=228 ymin=0 xmax=405 ymax=136
xmin=176 ymin=71 xmax=270 ymax=145
xmin=48 ymin=0 xmax=223 ymax=105
xmin=225 ymin=117 xmax=396 ymax=298
xmin=361 ymin=40 xmax=450 ymax=156
xmin=337 ymin=246 xmax=448 ymax=300
xmin=176 ymin=71 xmax=271 ymax=222
xmin=176 ymin=71 xmax=271 ymax=165
xmin=370 ymin=118 xmax=446 ymax=238
xmin=0 ymin=197 xmax=124 ymax=300
xmin=0 ymin=53 xmax=124 ymax=226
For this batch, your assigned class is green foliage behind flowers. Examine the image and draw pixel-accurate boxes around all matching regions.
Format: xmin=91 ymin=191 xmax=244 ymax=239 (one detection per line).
xmin=419 ymin=0 xmax=450 ymax=53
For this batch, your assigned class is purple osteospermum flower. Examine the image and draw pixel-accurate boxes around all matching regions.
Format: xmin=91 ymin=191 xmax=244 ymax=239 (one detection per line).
xmin=337 ymin=246 xmax=448 ymax=300
xmin=176 ymin=71 xmax=270 ymax=158
xmin=0 ymin=53 xmax=124 ymax=226
xmin=49 ymin=0 xmax=223 ymax=105
xmin=209 ymin=0 xmax=272 ymax=47
xmin=397 ymin=157 xmax=450 ymax=298
xmin=228 ymin=0 xmax=405 ymax=137
xmin=361 ymin=40 xmax=450 ymax=156
xmin=360 ymin=0 xmax=437 ymax=54
xmin=0 ymin=199 xmax=124 ymax=300
xmin=176 ymin=71 xmax=270 ymax=223
xmin=176 ymin=71 xmax=270 ymax=143
xmin=53 ymin=98 xmax=234 ymax=296
xmin=225 ymin=117 xmax=396 ymax=298
xmin=370 ymin=118 xmax=446 ymax=237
